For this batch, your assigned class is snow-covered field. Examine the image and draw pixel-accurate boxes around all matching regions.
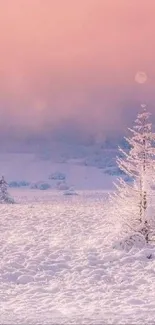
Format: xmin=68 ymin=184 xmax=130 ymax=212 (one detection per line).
xmin=0 ymin=150 xmax=155 ymax=324
xmin=1 ymin=189 xmax=155 ymax=324
xmin=0 ymin=152 xmax=116 ymax=190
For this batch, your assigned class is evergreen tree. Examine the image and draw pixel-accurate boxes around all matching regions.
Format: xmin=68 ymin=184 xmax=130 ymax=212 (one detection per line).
xmin=110 ymin=105 xmax=155 ymax=244
xmin=0 ymin=176 xmax=14 ymax=203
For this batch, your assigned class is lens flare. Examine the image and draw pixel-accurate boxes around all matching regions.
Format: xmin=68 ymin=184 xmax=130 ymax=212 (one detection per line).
xmin=135 ymin=72 xmax=148 ymax=84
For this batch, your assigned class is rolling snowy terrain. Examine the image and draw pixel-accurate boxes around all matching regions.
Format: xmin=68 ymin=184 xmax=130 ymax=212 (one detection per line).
xmin=0 ymin=152 xmax=155 ymax=324
xmin=1 ymin=189 xmax=155 ymax=324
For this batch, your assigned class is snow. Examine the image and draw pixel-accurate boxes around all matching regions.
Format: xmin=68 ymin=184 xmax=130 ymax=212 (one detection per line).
xmin=0 ymin=148 xmax=155 ymax=323
xmin=1 ymin=190 xmax=155 ymax=324
xmin=0 ymin=153 xmax=116 ymax=190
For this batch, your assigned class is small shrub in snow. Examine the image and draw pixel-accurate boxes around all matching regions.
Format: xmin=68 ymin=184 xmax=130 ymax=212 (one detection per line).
xmin=6 ymin=196 xmax=15 ymax=204
xmin=104 ymin=167 xmax=125 ymax=176
xmin=39 ymin=182 xmax=51 ymax=190
xmin=30 ymin=183 xmax=38 ymax=189
xmin=9 ymin=180 xmax=30 ymax=188
xmin=9 ymin=181 xmax=20 ymax=188
xmin=30 ymin=181 xmax=51 ymax=190
xmin=123 ymin=175 xmax=134 ymax=183
xmin=113 ymin=233 xmax=146 ymax=252
xmin=56 ymin=181 xmax=69 ymax=191
xmin=49 ymin=171 xmax=66 ymax=181
xmin=63 ymin=187 xmax=78 ymax=196
xmin=18 ymin=180 xmax=30 ymax=187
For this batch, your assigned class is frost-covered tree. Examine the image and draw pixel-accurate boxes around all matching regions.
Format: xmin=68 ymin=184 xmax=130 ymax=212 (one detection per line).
xmin=110 ymin=105 xmax=155 ymax=245
xmin=0 ymin=176 xmax=14 ymax=204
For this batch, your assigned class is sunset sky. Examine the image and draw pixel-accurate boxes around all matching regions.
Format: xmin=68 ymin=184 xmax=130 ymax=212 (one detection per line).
xmin=0 ymin=0 xmax=155 ymax=140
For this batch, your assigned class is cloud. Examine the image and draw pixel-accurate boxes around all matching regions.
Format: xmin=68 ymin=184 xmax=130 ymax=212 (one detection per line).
xmin=0 ymin=0 xmax=155 ymax=140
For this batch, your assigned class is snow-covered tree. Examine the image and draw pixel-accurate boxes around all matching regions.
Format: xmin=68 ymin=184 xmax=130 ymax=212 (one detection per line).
xmin=110 ymin=105 xmax=155 ymax=245
xmin=0 ymin=176 xmax=14 ymax=204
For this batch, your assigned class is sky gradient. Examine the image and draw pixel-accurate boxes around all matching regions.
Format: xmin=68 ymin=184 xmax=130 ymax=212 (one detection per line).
xmin=0 ymin=0 xmax=155 ymax=141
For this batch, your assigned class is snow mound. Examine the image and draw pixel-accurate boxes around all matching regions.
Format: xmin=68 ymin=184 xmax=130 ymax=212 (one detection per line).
xmin=63 ymin=187 xmax=78 ymax=196
xmin=113 ymin=233 xmax=146 ymax=252
xmin=4 ymin=195 xmax=15 ymax=204
xmin=17 ymin=274 xmax=34 ymax=285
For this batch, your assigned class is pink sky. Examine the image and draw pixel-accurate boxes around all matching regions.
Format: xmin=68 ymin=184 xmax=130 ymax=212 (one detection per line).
xmin=0 ymin=0 xmax=155 ymax=136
